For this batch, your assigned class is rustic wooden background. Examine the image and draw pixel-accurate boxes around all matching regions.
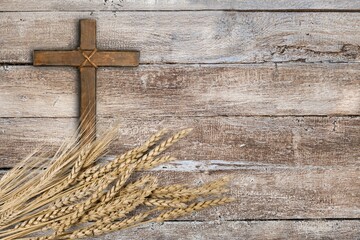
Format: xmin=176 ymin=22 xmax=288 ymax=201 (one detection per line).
xmin=1 ymin=1 xmax=360 ymax=239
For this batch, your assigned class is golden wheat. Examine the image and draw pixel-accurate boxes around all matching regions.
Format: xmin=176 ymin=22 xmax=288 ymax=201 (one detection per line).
xmin=0 ymin=127 xmax=233 ymax=240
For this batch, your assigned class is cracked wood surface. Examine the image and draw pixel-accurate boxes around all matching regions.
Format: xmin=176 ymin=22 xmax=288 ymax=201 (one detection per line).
xmin=1 ymin=12 xmax=360 ymax=64
xmin=1 ymin=0 xmax=360 ymax=11
xmin=1 ymin=63 xmax=360 ymax=117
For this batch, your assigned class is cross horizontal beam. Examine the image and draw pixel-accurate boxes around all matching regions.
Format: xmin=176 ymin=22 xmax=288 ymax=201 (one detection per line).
xmin=34 ymin=50 xmax=139 ymax=67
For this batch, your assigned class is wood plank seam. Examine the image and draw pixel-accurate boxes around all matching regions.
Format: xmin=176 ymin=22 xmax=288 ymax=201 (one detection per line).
xmin=2 ymin=10 xmax=360 ymax=13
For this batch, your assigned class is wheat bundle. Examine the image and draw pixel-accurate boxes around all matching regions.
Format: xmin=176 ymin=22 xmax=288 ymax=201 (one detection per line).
xmin=0 ymin=126 xmax=233 ymax=239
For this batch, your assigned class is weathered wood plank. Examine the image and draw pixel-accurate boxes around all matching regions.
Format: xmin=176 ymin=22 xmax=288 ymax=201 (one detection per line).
xmin=3 ymin=161 xmax=359 ymax=219
xmin=2 ymin=12 xmax=360 ymax=63
xmin=1 ymin=0 xmax=360 ymax=11
xmin=90 ymin=220 xmax=360 ymax=240
xmin=152 ymin=168 xmax=360 ymax=220
xmin=0 ymin=66 xmax=78 ymax=117
xmin=1 ymin=139 xmax=359 ymax=219
xmin=1 ymin=63 xmax=360 ymax=117
xmin=0 ymin=164 xmax=357 ymax=236
xmin=0 ymin=116 xmax=359 ymax=168
xmin=97 ymin=63 xmax=360 ymax=117
xmin=0 ymin=118 xmax=77 ymax=167
xmin=0 ymin=117 xmax=359 ymax=219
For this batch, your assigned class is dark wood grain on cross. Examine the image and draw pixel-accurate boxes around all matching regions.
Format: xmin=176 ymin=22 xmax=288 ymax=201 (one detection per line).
xmin=34 ymin=19 xmax=139 ymax=143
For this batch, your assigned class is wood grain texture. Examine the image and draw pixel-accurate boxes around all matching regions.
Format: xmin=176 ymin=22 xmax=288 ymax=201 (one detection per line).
xmin=89 ymin=220 xmax=360 ymax=240
xmin=80 ymin=19 xmax=97 ymax=141
xmin=80 ymin=19 xmax=96 ymax=50
xmin=33 ymin=50 xmax=140 ymax=66
xmin=0 ymin=159 xmax=358 ymax=235
xmin=1 ymin=0 xmax=360 ymax=11
xmin=1 ymin=63 xmax=360 ymax=117
xmin=97 ymin=63 xmax=360 ymax=117
xmin=80 ymin=67 xmax=97 ymax=141
xmin=0 ymin=117 xmax=359 ymax=219
xmin=2 ymin=12 xmax=360 ymax=63
xmin=155 ymin=168 xmax=360 ymax=220
xmin=1 ymin=2 xmax=359 ymax=238
xmin=0 ymin=116 xmax=359 ymax=168
xmin=0 ymin=118 xmax=77 ymax=167
xmin=3 ymin=154 xmax=360 ymax=220
xmin=0 ymin=66 xmax=78 ymax=117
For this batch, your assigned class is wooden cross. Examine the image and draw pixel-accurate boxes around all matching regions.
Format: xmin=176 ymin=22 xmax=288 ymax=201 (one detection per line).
xmin=33 ymin=19 xmax=139 ymax=143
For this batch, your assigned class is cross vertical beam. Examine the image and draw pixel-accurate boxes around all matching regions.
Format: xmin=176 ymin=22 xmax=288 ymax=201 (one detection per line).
xmin=79 ymin=19 xmax=97 ymax=142
xmin=33 ymin=19 xmax=140 ymax=144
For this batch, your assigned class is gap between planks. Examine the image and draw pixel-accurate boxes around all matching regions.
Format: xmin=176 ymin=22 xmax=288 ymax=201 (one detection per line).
xmin=3 ymin=9 xmax=360 ymax=13
xmin=1 ymin=115 xmax=360 ymax=119
xmin=1 ymin=61 xmax=360 ymax=66
xmin=165 ymin=218 xmax=360 ymax=222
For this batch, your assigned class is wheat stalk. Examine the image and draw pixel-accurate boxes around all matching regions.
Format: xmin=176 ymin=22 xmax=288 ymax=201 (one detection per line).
xmin=0 ymin=127 xmax=234 ymax=240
